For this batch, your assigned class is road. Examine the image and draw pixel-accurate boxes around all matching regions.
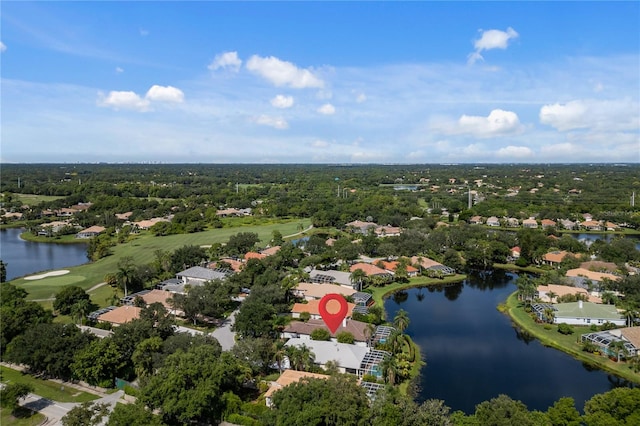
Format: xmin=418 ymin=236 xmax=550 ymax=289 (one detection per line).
xmin=20 ymin=390 xmax=124 ymax=425
xmin=211 ymin=309 xmax=238 ymax=351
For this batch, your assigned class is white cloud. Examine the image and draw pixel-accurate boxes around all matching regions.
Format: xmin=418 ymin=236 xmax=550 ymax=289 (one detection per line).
xmin=317 ymin=103 xmax=335 ymax=115
xmin=115 ymin=67 xmax=124 ymax=73
xmin=139 ymin=28 xmax=149 ymax=37
xmin=356 ymin=93 xmax=367 ymax=103
xmin=539 ymin=99 xmax=639 ymax=132
xmin=271 ymin=95 xmax=294 ymax=109
xmin=312 ymin=139 xmax=329 ymax=148
xmin=208 ymin=51 xmax=242 ymax=72
xmin=97 ymin=91 xmax=150 ymax=111
xmin=0 ymin=41 xmax=6 ymax=52
xmin=468 ymin=27 xmax=519 ymax=64
xmin=255 ymin=115 xmax=289 ymax=129
xmin=145 ymin=85 xmax=185 ymax=103
xmin=434 ymin=109 xmax=523 ymax=138
xmin=246 ymin=55 xmax=324 ymax=88
xmin=496 ymin=145 xmax=533 ymax=158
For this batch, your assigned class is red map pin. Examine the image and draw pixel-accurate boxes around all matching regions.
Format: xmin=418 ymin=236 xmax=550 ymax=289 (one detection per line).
xmin=318 ymin=293 xmax=349 ymax=334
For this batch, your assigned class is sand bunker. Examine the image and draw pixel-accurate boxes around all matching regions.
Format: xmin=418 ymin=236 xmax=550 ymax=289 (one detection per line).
xmin=24 ymin=270 xmax=71 ymax=280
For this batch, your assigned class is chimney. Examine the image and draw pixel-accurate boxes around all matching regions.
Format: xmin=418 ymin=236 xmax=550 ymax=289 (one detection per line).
xmin=578 ymin=300 xmax=583 ymax=309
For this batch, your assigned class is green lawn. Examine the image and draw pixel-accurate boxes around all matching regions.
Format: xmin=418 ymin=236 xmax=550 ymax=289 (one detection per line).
xmin=0 ymin=366 xmax=98 ymax=403
xmin=0 ymin=407 xmax=45 ymax=426
xmin=505 ymin=292 xmax=640 ymax=384
xmin=10 ymin=193 xmax=65 ymax=205
xmin=11 ymin=218 xmax=311 ymax=301
xmin=368 ymin=274 xmax=467 ymax=312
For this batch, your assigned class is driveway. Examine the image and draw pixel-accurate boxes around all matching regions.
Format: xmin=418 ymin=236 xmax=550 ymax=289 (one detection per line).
xmin=211 ymin=309 xmax=238 ymax=351
xmin=20 ymin=390 xmax=124 ymax=426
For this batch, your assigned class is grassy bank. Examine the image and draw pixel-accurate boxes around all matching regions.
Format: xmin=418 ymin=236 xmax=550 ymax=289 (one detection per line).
xmin=0 ymin=366 xmax=98 ymax=403
xmin=19 ymin=232 xmax=87 ymax=244
xmin=504 ymin=292 xmax=640 ymax=384
xmin=10 ymin=218 xmax=311 ymax=301
xmin=0 ymin=407 xmax=45 ymax=426
xmin=368 ymin=274 xmax=467 ymax=311
xmin=367 ymin=275 xmax=466 ymax=396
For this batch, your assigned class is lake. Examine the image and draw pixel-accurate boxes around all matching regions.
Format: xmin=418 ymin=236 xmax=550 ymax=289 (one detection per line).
xmin=384 ymin=271 xmax=634 ymax=414
xmin=0 ymin=228 xmax=89 ymax=281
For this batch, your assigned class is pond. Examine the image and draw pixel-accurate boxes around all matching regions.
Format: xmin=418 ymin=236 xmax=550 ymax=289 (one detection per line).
xmin=0 ymin=228 xmax=89 ymax=281
xmin=384 ymin=271 xmax=634 ymax=414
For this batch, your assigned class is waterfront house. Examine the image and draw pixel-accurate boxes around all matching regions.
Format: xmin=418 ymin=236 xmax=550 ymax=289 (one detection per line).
xmin=76 ymin=225 xmax=106 ymax=239
xmin=542 ymin=300 xmax=625 ymax=326
xmin=291 ymin=299 xmax=356 ymax=320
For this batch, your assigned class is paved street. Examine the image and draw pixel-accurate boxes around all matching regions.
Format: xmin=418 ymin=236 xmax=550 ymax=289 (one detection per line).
xmin=21 ymin=390 xmax=124 ymax=426
xmin=211 ymin=309 xmax=238 ymax=351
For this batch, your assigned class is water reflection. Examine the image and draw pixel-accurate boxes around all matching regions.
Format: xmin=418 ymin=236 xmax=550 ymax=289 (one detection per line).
xmin=384 ymin=275 xmax=633 ymax=414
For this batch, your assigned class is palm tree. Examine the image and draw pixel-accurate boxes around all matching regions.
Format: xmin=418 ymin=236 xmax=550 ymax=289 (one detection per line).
xmin=380 ymin=355 xmax=399 ymax=385
xmin=71 ymin=299 xmax=92 ymax=325
xmin=622 ymin=305 xmax=638 ymax=328
xmin=543 ymin=307 xmax=555 ymax=324
xmin=363 ymin=323 xmax=376 ymax=348
xmin=393 ymin=309 xmax=410 ymax=334
xmin=272 ymin=340 xmax=287 ymax=373
xmin=608 ymin=340 xmax=629 ymax=362
xmin=546 ymin=291 xmax=557 ymax=304
xmin=116 ymin=256 xmax=136 ymax=298
xmin=350 ymin=269 xmax=367 ymax=291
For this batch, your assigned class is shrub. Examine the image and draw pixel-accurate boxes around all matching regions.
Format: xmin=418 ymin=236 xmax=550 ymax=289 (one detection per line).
xmin=557 ymin=323 xmax=574 ymax=335
xmin=227 ymin=413 xmax=261 ymax=426
xmin=336 ymin=331 xmax=355 ymax=344
xmin=311 ymin=328 xmax=331 ymax=341
xmin=299 ymin=312 xmax=311 ymax=322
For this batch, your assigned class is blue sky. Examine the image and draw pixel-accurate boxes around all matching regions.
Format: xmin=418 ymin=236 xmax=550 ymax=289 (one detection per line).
xmin=1 ymin=1 xmax=639 ymax=163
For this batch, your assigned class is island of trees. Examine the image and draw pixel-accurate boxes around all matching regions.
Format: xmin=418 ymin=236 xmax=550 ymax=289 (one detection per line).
xmin=1 ymin=163 xmax=639 ymax=425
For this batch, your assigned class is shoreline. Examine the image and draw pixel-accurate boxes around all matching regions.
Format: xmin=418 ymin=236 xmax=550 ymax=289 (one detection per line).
xmin=503 ymin=291 xmax=640 ymax=384
xmin=372 ymin=274 xmax=467 ymax=397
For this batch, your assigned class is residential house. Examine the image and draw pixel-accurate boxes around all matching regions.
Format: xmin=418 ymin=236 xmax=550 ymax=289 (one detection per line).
xmin=115 ymin=212 xmax=133 ymax=221
xmin=410 ymin=256 xmax=455 ymax=275
xmin=581 ymin=327 xmax=640 ymax=359
xmin=486 ymin=216 xmax=500 ymax=227
xmin=349 ymin=263 xmax=393 ymax=282
xmin=294 ymin=282 xmax=357 ymax=301
xmin=132 ymin=217 xmax=171 ymax=230
xmin=284 ymin=338 xmax=389 ymax=378
xmin=511 ymin=247 xmax=521 ymax=259
xmin=244 ymin=251 xmax=267 ymax=261
xmin=580 ymin=220 xmax=602 ymax=231
xmin=309 ymin=269 xmax=353 ymax=288
xmin=96 ymin=305 xmax=142 ymax=326
xmin=541 ymin=219 xmax=557 ymax=229
xmin=291 ymin=299 xmax=355 ymax=320
xmin=522 ymin=218 xmax=538 ymax=228
xmin=374 ymin=225 xmax=402 ymax=237
xmin=542 ymin=251 xmax=574 ymax=267
xmin=580 ymin=261 xmax=618 ymax=274
xmin=605 ymin=222 xmax=620 ymax=231
xmin=281 ymin=318 xmax=371 ymax=347
xmin=345 ymin=220 xmax=377 ymax=234
xmin=560 ymin=219 xmax=577 ymax=230
xmin=176 ymin=266 xmax=231 ymax=286
xmin=57 ymin=207 xmax=79 ymax=217
xmin=210 ymin=258 xmax=244 ymax=273
xmin=261 ymin=246 xmax=281 ymax=257
xmin=2 ymin=212 xmax=23 ymax=220
xmin=265 ymin=370 xmax=330 ymax=408
xmin=536 ymin=284 xmax=601 ymax=304
xmin=565 ymin=268 xmax=621 ymax=285
xmin=540 ymin=300 xmax=625 ymax=326
xmin=380 ymin=261 xmax=419 ymax=277
xmin=506 ymin=218 xmax=520 ymax=228
xmin=75 ymin=225 xmax=106 ymax=239
xmin=469 ymin=216 xmax=483 ymax=225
